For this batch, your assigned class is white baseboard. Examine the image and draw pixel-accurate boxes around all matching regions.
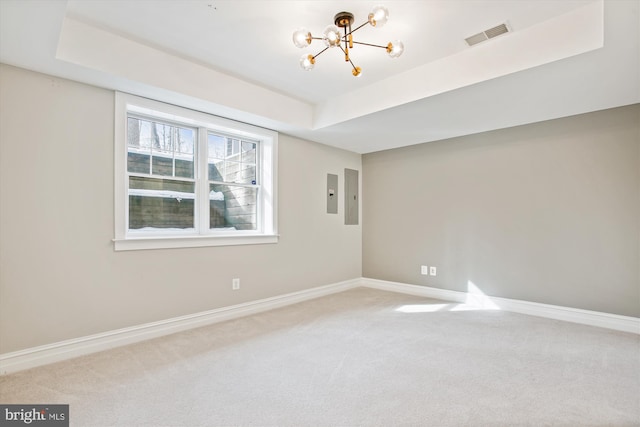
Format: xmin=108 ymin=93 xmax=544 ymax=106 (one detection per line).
xmin=0 ymin=279 xmax=360 ymax=375
xmin=361 ymin=278 xmax=640 ymax=334
xmin=2 ymin=277 xmax=637 ymax=375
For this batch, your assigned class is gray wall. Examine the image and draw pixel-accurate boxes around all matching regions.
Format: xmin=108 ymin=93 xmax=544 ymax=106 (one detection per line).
xmin=363 ymin=105 xmax=640 ymax=317
xmin=0 ymin=64 xmax=362 ymax=354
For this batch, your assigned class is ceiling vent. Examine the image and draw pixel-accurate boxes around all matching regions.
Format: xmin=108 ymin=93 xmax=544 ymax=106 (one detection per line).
xmin=465 ymin=23 xmax=510 ymax=47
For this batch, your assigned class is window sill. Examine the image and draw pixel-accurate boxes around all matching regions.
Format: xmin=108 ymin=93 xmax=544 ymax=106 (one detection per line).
xmin=113 ymin=234 xmax=279 ymax=251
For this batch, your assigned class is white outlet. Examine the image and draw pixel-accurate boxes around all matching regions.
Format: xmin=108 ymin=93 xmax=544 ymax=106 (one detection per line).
xmin=421 ymin=266 xmax=429 ymax=275
xmin=232 ymin=278 xmax=240 ymax=290
xmin=429 ymin=266 xmax=437 ymax=276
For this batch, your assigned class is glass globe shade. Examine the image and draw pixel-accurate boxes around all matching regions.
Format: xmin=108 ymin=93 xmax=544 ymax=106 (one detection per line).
xmin=292 ymin=28 xmax=311 ymax=48
xmin=387 ymin=40 xmax=404 ymax=58
xmin=322 ymin=24 xmax=341 ymax=47
xmin=368 ymin=5 xmax=389 ymax=27
xmin=299 ymin=54 xmax=315 ymax=71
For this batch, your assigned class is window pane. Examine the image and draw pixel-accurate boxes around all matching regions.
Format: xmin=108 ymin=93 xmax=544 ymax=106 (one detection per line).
xmin=127 ymin=117 xmax=150 ymax=173
xmin=127 ymin=117 xmax=194 ymax=178
xmin=175 ymin=157 xmax=194 ymax=178
xmin=242 ymin=142 xmax=256 ymax=164
xmin=224 ymin=161 xmax=241 ymax=183
xmin=210 ymin=184 xmax=257 ymax=231
xmin=152 ymin=155 xmax=173 ymax=176
xmin=128 ymin=151 xmax=150 ymax=174
xmin=175 ymin=126 xmax=194 ymax=178
xmin=208 ymin=159 xmax=224 ymax=182
xmin=208 ymin=133 xmax=226 ymax=160
xmin=129 ymin=177 xmax=195 ymax=230
xmin=227 ymin=138 xmax=240 ymax=159
xmin=178 ymin=128 xmax=194 ymax=156
xmin=238 ymin=163 xmax=256 ymax=184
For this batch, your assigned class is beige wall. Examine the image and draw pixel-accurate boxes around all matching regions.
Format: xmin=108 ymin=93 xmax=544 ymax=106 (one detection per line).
xmin=0 ymin=64 xmax=362 ymax=353
xmin=1 ymin=63 xmax=637 ymax=356
xmin=363 ymin=105 xmax=640 ymax=317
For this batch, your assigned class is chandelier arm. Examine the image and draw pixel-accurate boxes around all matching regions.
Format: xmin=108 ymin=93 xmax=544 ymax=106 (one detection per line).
xmin=345 ymin=21 xmax=369 ymax=38
xmin=312 ymin=46 xmax=330 ymax=59
xmin=351 ymin=41 xmax=388 ymax=49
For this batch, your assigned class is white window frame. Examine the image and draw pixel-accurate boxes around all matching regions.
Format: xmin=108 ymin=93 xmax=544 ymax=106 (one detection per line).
xmin=114 ymin=92 xmax=278 ymax=251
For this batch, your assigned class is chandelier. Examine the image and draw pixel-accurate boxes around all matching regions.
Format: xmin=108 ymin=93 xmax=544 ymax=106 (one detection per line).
xmin=292 ymin=5 xmax=404 ymax=77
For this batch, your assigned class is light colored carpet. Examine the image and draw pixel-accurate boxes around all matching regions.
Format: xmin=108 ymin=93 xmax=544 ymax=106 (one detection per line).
xmin=1 ymin=287 xmax=639 ymax=426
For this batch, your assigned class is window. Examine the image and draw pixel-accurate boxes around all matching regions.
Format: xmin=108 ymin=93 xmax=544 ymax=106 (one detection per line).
xmin=114 ymin=93 xmax=278 ymax=251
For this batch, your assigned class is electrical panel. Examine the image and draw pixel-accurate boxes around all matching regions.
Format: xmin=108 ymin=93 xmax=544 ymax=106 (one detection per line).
xmin=345 ymin=168 xmax=359 ymax=225
xmin=327 ymin=173 xmax=338 ymax=214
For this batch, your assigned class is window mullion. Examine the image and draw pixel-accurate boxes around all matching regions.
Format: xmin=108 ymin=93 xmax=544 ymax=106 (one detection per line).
xmin=172 ymin=126 xmax=176 ymax=178
xmin=256 ymin=142 xmax=263 ymax=233
xmin=197 ymin=127 xmax=209 ymax=234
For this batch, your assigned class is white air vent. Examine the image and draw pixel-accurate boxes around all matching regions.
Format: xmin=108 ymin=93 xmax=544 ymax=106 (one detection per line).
xmin=465 ymin=23 xmax=510 ymax=47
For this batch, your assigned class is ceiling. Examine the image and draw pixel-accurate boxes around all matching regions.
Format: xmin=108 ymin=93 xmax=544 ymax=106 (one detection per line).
xmin=1 ymin=0 xmax=638 ymax=153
